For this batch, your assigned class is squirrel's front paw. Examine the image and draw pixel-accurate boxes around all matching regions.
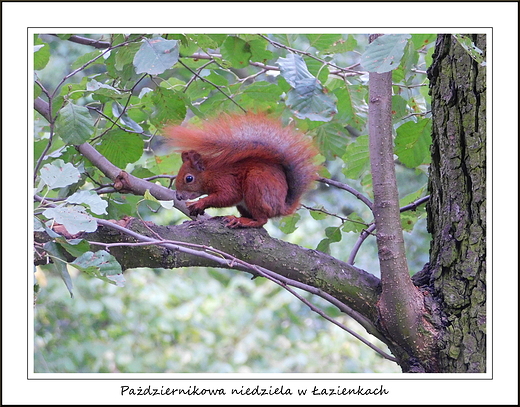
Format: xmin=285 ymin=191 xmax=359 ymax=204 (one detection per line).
xmin=186 ymin=201 xmax=206 ymax=216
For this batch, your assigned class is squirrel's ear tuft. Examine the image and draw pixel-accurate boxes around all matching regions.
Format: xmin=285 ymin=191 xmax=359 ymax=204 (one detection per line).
xmin=182 ymin=150 xmax=205 ymax=171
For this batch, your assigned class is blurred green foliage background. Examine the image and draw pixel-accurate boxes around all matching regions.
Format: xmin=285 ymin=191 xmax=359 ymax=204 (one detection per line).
xmin=34 ymin=266 xmax=401 ymax=373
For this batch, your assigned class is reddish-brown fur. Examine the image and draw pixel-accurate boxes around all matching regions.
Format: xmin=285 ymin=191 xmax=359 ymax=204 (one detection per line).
xmin=164 ymin=113 xmax=319 ymax=228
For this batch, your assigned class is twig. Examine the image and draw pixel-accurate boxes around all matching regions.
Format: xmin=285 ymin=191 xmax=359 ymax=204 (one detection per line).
xmin=258 ymin=34 xmax=365 ymax=76
xmin=92 ymin=73 xmax=148 ymax=141
xmin=53 ymin=34 xmax=111 ymax=49
xmin=302 ymin=204 xmax=369 ymax=228
xmin=318 ymin=177 xmax=373 ymax=210
xmin=178 ymin=60 xmax=247 ymax=113
xmin=400 ymin=195 xmax=429 ymax=212
xmin=348 ymin=224 xmax=376 ymax=266
xmin=33 ymin=119 xmax=55 ymax=182
xmin=49 ymin=38 xmax=142 ymax=100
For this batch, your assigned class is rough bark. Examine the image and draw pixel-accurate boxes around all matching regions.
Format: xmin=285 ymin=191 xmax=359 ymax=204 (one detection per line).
xmin=427 ymin=34 xmax=487 ymax=372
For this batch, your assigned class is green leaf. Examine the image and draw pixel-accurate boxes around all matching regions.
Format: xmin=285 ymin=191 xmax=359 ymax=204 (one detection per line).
xmin=316 ymin=238 xmax=331 ymax=254
xmin=314 ymin=122 xmax=349 ymax=159
xmin=106 ymin=194 xmax=140 ymax=219
xmin=43 ymin=242 xmax=74 ymax=297
xmin=71 ymin=250 xmax=125 ymax=287
xmin=398 ymin=186 xmax=428 ymax=233
xmin=452 ymin=34 xmax=485 ymax=65
xmin=55 ymin=237 xmax=91 ymax=258
xmin=51 ymin=95 xmax=66 ymax=118
xmin=39 ymin=160 xmax=81 ymax=189
xmin=306 ymin=34 xmax=343 ymax=52
xmin=43 ymin=205 xmax=98 ymax=235
xmin=61 ymin=77 xmax=89 ymax=101
xmin=248 ymin=39 xmax=274 ymax=63
xmin=34 ymin=216 xmax=46 ymax=232
xmin=408 ymin=95 xmax=427 ymax=114
xmin=143 ymin=189 xmax=174 ymax=210
xmin=322 ymin=34 xmax=358 ymax=54
xmin=70 ymin=50 xmax=103 ymax=70
xmin=55 ymin=102 xmax=95 ymax=144
xmin=272 ymin=34 xmax=300 ymax=47
xmin=34 ymin=139 xmax=49 ymax=166
xmin=333 ymin=85 xmax=366 ymax=131
xmin=400 ymin=211 xmax=422 ymax=232
xmin=95 ymin=130 xmax=144 ymax=168
xmin=133 ymin=37 xmax=179 ymax=75
xmin=361 ymin=34 xmax=412 ymax=73
xmin=109 ymin=34 xmax=129 ymax=46
xmin=316 ymin=225 xmax=343 ymax=254
xmin=143 ymin=150 xmax=181 ymax=177
xmin=342 ymin=135 xmax=370 ymax=180
xmin=242 ymin=82 xmax=282 ymax=102
xmin=324 ymin=226 xmax=342 ymax=242
xmin=392 ymin=66 xmax=406 ymax=84
xmin=278 ymin=213 xmax=300 ymax=234
xmin=188 ymin=34 xmax=219 ymax=51
xmin=221 ymin=36 xmax=252 ymax=68
xmin=34 ymin=82 xmax=42 ymax=99
xmin=399 ymin=40 xmax=419 ymax=77
xmin=86 ymin=79 xmax=125 ymax=99
xmin=392 ymin=95 xmax=409 ymax=120
xmin=394 ymin=118 xmax=432 ymax=168
xmin=148 ymin=87 xmax=186 ymax=126
xmin=158 ymin=200 xmax=174 ymax=210
xmin=303 ymin=57 xmax=326 ymax=80
xmin=425 ymin=45 xmax=435 ymax=70
xmin=277 ymin=53 xmax=314 ymax=88
xmin=286 ymin=79 xmax=338 ymax=121
xmin=206 ymin=34 xmax=227 ymax=47
xmin=309 ymin=207 xmax=327 ymax=221
xmin=66 ymin=190 xmax=108 ymax=215
xmin=234 ymin=84 xmax=280 ymax=111
xmin=399 ymin=185 xmax=427 ymax=207
xmin=112 ymin=102 xmax=144 ymax=132
xmin=34 ymin=42 xmax=51 ymax=71
xmin=114 ymin=42 xmax=141 ymax=70
xmin=106 ymin=50 xmax=136 ymax=81
xmin=143 ymin=189 xmax=158 ymax=202
xmin=183 ymin=78 xmax=214 ymax=101
xmin=342 ymin=213 xmax=367 ymax=233
xmin=204 ymin=70 xmax=231 ymax=87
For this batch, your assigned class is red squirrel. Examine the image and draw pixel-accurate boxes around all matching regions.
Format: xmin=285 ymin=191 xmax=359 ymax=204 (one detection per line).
xmin=164 ymin=112 xmax=319 ymax=228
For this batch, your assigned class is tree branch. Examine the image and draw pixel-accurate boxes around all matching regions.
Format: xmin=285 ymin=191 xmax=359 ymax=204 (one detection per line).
xmin=34 ymin=96 xmax=51 ymax=122
xmin=318 ymin=177 xmax=373 ymax=210
xmin=35 ymin=211 xmax=382 ymax=325
xmin=367 ymin=35 xmax=436 ymax=368
xmin=76 ymin=142 xmax=200 ymax=220
xmin=52 ymin=34 xmax=111 ymax=49
xmin=87 ymin=226 xmax=395 ymax=360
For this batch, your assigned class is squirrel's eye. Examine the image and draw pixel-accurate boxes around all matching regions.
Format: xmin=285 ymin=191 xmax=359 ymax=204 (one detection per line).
xmin=185 ymin=174 xmax=194 ymax=183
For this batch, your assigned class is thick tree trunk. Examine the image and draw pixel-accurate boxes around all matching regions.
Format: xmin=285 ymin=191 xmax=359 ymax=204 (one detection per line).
xmin=427 ymin=34 xmax=487 ymax=372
